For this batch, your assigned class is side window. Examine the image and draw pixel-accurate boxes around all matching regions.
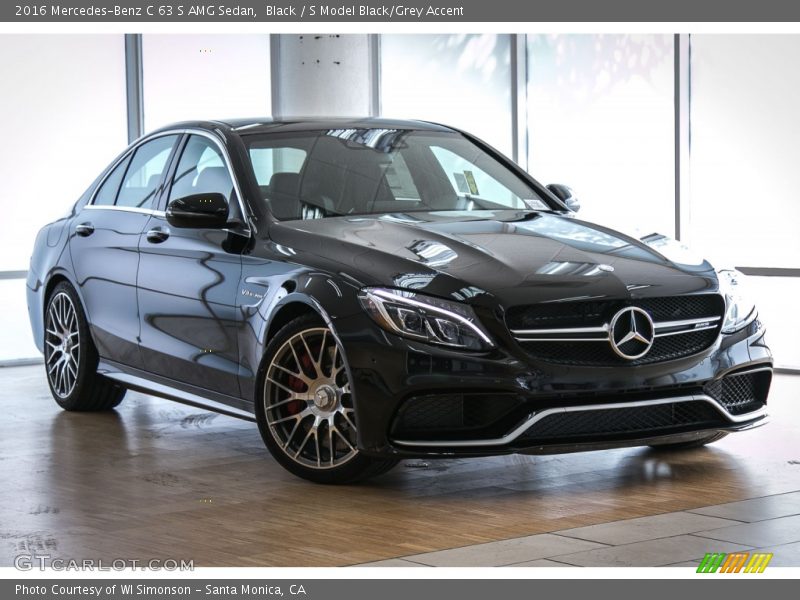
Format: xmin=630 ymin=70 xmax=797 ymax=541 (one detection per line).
xmin=116 ymin=135 xmax=179 ymax=209
xmin=93 ymin=155 xmax=131 ymax=206
xmin=168 ymin=135 xmax=235 ymax=204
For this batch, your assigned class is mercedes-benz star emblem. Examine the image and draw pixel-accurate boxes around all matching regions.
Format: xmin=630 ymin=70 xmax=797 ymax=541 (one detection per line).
xmin=609 ymin=306 xmax=655 ymax=360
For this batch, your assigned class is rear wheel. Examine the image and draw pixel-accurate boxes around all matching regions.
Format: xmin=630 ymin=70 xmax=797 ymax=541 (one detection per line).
xmin=256 ymin=314 xmax=398 ymax=484
xmin=649 ymin=431 xmax=728 ymax=450
xmin=44 ymin=281 xmax=126 ymax=411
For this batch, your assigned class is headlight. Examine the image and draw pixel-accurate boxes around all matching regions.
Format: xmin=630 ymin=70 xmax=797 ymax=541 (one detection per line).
xmin=718 ymin=269 xmax=757 ymax=334
xmin=358 ymin=287 xmax=494 ymax=351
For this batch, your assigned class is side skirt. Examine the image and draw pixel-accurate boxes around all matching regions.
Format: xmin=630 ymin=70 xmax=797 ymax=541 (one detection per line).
xmin=97 ymin=359 xmax=255 ymax=422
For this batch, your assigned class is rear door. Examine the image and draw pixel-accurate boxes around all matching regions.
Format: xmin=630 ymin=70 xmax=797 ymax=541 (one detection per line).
xmin=137 ymin=133 xmax=245 ymax=396
xmin=69 ymin=134 xmax=180 ymax=368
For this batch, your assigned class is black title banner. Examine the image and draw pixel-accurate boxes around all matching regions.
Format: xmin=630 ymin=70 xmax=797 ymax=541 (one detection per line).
xmin=5 ymin=0 xmax=800 ymax=22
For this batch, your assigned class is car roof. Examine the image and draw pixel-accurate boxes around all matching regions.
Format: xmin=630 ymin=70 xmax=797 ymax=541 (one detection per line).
xmin=151 ymin=117 xmax=459 ymax=137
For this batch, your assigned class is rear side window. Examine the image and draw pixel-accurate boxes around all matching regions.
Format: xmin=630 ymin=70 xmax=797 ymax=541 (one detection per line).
xmin=93 ymin=155 xmax=131 ymax=206
xmin=115 ymin=135 xmax=179 ymax=210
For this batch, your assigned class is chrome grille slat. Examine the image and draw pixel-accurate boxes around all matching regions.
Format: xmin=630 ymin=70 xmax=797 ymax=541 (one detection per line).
xmin=512 ymin=315 xmax=721 ymax=341
xmin=507 ymin=295 xmax=725 ymax=366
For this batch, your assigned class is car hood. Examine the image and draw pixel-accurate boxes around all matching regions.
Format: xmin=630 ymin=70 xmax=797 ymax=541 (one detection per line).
xmin=267 ymin=210 xmax=719 ymax=306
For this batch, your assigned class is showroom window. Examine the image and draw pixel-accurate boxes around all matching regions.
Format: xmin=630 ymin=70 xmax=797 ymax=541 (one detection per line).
xmin=380 ymin=34 xmax=515 ymax=158
xmin=0 ymin=35 xmax=128 ymax=362
xmin=526 ymin=34 xmax=675 ymax=238
xmin=690 ymin=35 xmax=800 ymax=368
xmin=142 ymin=35 xmax=271 ymax=133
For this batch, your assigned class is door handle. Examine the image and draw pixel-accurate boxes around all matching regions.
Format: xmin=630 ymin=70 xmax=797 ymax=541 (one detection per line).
xmin=75 ymin=223 xmax=94 ymax=237
xmin=146 ymin=227 xmax=170 ymax=244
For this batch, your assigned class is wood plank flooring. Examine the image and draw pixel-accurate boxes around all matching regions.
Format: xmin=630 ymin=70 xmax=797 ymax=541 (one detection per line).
xmin=1 ymin=365 xmax=798 ymax=567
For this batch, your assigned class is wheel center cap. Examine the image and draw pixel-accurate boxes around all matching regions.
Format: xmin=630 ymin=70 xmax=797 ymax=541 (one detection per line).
xmin=313 ymin=385 xmax=337 ymax=411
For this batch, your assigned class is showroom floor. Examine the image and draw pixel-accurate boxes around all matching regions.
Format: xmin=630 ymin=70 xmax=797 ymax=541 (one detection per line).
xmin=1 ymin=365 xmax=799 ymax=568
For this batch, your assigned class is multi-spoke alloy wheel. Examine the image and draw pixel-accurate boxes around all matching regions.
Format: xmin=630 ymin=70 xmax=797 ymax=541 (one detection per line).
xmin=45 ymin=292 xmax=80 ymax=398
xmin=265 ymin=327 xmax=358 ymax=469
xmin=43 ymin=281 xmax=126 ymax=411
xmin=256 ymin=315 xmax=398 ymax=484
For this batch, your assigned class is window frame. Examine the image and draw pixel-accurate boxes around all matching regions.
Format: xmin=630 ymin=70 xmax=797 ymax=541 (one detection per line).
xmin=86 ymin=130 xmax=181 ymax=215
xmin=114 ymin=134 xmax=182 ymax=211
xmin=85 ymin=129 xmax=250 ymax=226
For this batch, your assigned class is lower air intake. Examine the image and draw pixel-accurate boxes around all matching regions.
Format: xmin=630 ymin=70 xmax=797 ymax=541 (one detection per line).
xmin=520 ymin=400 xmax=727 ymax=441
xmin=704 ymin=369 xmax=771 ymax=415
xmin=391 ymin=393 xmax=525 ymax=441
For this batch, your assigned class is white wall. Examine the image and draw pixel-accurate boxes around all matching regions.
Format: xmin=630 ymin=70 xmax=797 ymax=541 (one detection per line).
xmin=142 ymin=34 xmax=271 ymax=133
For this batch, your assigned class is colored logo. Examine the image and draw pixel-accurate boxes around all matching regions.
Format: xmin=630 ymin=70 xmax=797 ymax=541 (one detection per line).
xmin=697 ymin=552 xmax=773 ymax=573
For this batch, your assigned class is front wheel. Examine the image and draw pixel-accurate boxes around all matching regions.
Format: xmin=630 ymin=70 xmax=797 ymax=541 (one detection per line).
xmin=255 ymin=315 xmax=398 ymax=484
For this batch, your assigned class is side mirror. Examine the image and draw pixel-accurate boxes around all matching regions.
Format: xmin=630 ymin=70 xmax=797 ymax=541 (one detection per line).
xmin=166 ymin=193 xmax=229 ymax=229
xmin=547 ymin=183 xmax=580 ymax=213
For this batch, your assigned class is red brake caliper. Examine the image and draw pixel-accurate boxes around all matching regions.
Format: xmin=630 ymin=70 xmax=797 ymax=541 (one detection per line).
xmin=284 ymin=344 xmax=315 ymax=415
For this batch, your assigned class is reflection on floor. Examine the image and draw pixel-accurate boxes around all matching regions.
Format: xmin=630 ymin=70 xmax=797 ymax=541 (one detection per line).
xmin=1 ymin=366 xmax=798 ymax=567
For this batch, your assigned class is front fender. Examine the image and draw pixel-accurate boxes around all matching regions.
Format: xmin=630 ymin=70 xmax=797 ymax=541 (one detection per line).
xmin=237 ymin=267 xmax=363 ymax=402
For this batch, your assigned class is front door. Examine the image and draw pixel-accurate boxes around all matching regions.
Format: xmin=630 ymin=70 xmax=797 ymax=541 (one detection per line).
xmin=137 ymin=134 xmax=244 ymax=397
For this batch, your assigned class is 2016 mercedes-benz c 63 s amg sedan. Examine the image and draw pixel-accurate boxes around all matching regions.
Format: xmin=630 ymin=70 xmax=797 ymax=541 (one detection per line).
xmin=28 ymin=118 xmax=772 ymax=483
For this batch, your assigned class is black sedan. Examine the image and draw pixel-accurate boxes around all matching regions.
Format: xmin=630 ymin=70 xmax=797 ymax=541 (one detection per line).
xmin=27 ymin=118 xmax=772 ymax=483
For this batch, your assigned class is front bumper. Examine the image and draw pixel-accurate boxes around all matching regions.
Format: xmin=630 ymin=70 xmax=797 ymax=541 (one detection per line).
xmin=333 ymin=311 xmax=772 ymax=458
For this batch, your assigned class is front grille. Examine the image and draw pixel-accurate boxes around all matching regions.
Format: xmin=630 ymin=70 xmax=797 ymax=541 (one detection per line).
xmin=506 ymin=294 xmax=723 ymax=330
xmin=391 ymin=393 xmax=524 ymax=440
xmin=520 ymin=400 xmax=726 ymax=441
xmin=704 ymin=369 xmax=771 ymax=415
xmin=508 ymin=294 xmax=725 ymax=366
xmin=519 ymin=329 xmax=719 ymax=367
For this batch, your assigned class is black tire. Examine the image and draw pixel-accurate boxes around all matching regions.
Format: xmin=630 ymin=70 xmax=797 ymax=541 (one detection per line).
xmin=649 ymin=431 xmax=729 ymax=450
xmin=44 ymin=281 xmax=126 ymax=411
xmin=255 ymin=314 xmax=398 ymax=484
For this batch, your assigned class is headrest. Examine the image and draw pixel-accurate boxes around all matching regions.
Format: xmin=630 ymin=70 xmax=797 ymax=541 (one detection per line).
xmin=269 ymin=172 xmax=300 ymax=195
xmin=196 ymin=167 xmax=232 ymax=196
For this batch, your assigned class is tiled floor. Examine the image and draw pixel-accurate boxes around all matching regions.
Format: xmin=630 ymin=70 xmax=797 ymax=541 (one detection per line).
xmin=359 ymin=497 xmax=800 ymax=567
xmin=2 ymin=365 xmax=799 ymax=568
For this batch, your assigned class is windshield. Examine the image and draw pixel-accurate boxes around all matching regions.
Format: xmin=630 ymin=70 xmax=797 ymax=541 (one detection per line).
xmin=243 ymin=128 xmax=553 ymax=220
